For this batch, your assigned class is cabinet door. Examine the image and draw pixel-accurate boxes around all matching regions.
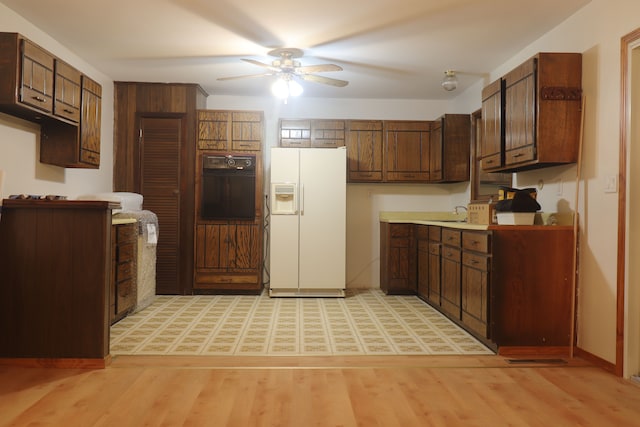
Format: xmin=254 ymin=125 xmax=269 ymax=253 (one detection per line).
xmin=20 ymin=39 xmax=54 ymax=113
xmin=461 ymin=252 xmax=490 ymax=338
xmin=380 ymin=223 xmax=415 ymax=294
xmin=416 ymin=226 xmax=429 ymax=300
xmin=346 ymin=120 xmax=383 ymax=182
xmin=441 ymin=246 xmax=461 ymax=319
xmin=231 ymin=111 xmax=263 ymax=151
xmin=311 ymin=119 xmax=345 ymax=147
xmin=480 ymin=79 xmax=504 ymax=171
xmin=198 ymin=110 xmax=230 ymax=150
xmin=440 ymin=229 xmax=462 ymax=319
xmin=280 ymin=119 xmax=311 ymax=147
xmin=384 ymin=121 xmax=430 ymax=182
xmin=428 ymin=241 xmax=441 ymax=306
xmin=429 ymin=119 xmax=443 ymax=181
xmin=79 ymin=76 xmax=101 ymax=166
xmin=196 ymin=224 xmax=262 ymax=271
xmin=504 ymin=58 xmax=536 ymax=166
xmin=198 ymin=110 xmax=262 ymax=151
xmin=53 ymin=59 xmax=81 ymax=123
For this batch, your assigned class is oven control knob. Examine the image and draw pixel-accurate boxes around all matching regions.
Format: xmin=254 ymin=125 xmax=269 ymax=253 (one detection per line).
xmin=244 ymin=159 xmax=252 ymax=167
xmin=227 ymin=158 xmax=236 ymax=167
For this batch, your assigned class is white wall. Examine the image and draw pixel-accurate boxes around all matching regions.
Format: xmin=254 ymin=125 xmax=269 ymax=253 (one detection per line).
xmin=0 ymin=4 xmax=113 ymax=200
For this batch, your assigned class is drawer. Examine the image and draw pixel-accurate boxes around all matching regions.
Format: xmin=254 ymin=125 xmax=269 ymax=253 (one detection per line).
xmin=462 ymin=231 xmax=490 ymax=253
xmin=116 ymin=262 xmax=133 ymax=281
xmin=116 ymin=223 xmax=137 ymax=243
xmin=416 ymin=225 xmax=429 ymax=240
xmin=429 ymin=226 xmax=441 ymax=241
xmin=428 ymin=242 xmax=440 ymax=256
xmin=442 ymin=246 xmax=461 ymax=262
xmin=117 ymin=279 xmax=136 ymax=310
xmin=506 ymin=145 xmax=535 ymax=165
xmin=349 ymin=171 xmax=382 ymax=181
xmin=462 ymin=252 xmax=489 ymax=271
xmin=442 ymin=228 xmax=461 ymax=247
xmin=481 ymin=153 xmax=502 ymax=171
xmin=390 ymin=224 xmax=411 ymax=238
xmin=117 ymin=242 xmax=135 ymax=263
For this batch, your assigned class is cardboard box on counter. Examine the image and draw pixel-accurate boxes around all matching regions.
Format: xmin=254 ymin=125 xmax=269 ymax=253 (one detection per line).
xmin=467 ymin=202 xmax=497 ymax=225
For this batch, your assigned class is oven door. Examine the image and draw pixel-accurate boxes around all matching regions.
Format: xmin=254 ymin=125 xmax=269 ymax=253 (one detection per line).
xmin=201 ymin=156 xmax=256 ymax=220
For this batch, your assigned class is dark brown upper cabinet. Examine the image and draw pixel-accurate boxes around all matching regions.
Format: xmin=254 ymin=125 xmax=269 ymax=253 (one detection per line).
xmin=481 ymin=52 xmax=583 ymax=173
xmin=429 ymin=114 xmax=471 ymax=183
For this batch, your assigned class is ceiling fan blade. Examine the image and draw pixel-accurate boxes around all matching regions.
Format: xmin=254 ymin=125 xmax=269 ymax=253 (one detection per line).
xmin=300 ymin=74 xmax=349 ymax=87
xmin=217 ymin=72 xmax=274 ymax=81
xmin=295 ymin=64 xmax=343 ymax=73
xmin=242 ymin=58 xmax=281 ymax=72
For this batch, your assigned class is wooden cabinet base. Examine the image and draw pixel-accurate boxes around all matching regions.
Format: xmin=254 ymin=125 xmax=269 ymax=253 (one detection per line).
xmin=194 ymin=272 xmax=262 ymax=294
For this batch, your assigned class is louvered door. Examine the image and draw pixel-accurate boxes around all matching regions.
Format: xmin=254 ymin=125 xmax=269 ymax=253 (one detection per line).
xmin=140 ymin=117 xmax=183 ymax=294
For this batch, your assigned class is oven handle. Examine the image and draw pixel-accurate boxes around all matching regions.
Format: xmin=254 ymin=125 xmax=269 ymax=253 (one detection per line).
xmin=300 ymin=183 xmax=304 ymax=215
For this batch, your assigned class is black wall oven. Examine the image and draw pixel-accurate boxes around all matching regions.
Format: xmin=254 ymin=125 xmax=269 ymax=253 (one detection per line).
xmin=201 ymin=154 xmax=256 ymax=220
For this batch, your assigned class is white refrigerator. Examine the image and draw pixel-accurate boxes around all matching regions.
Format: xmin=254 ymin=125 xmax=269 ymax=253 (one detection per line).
xmin=269 ymin=146 xmax=346 ymax=297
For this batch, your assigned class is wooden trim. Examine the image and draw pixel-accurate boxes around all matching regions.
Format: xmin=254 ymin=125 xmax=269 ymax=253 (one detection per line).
xmin=497 ymin=346 xmax=571 ymax=357
xmin=0 ymin=356 xmax=111 ymax=369
xmin=574 ymin=347 xmax=617 ymax=375
xmin=617 ymin=28 xmax=640 ymax=377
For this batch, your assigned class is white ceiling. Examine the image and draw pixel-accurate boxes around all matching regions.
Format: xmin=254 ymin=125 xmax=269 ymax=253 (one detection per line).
xmin=1 ymin=0 xmax=590 ymax=100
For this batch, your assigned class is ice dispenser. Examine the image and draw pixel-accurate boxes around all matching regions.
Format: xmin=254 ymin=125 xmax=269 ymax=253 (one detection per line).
xmin=271 ymin=183 xmax=297 ymax=214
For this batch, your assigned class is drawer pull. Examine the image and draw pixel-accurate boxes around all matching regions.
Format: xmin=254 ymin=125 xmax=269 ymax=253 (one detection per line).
xmin=513 ymin=153 xmax=523 ymax=158
xmin=486 ymin=159 xmax=494 ymax=164
xmin=32 ymin=96 xmax=46 ymax=102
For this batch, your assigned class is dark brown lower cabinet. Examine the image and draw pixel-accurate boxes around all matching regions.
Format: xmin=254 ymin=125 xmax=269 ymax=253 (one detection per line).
xmin=0 ymin=199 xmax=114 ymax=365
xmin=380 ymin=220 xmax=576 ymax=352
xmin=380 ymin=222 xmax=416 ymax=294
xmin=491 ymin=227 xmax=575 ymax=348
xmin=194 ymin=223 xmax=263 ymax=293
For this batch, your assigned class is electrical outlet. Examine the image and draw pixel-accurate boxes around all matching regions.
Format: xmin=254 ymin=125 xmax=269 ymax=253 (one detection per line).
xmin=605 ymin=174 xmax=618 ymax=193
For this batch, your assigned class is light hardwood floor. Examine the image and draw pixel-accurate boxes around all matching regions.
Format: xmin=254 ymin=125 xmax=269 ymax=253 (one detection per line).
xmin=2 ymin=355 xmax=640 ymax=426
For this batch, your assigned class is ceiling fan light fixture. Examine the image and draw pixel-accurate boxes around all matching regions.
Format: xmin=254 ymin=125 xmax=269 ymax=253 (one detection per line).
xmin=442 ymin=70 xmax=458 ymax=91
xmin=271 ymin=75 xmax=303 ymax=100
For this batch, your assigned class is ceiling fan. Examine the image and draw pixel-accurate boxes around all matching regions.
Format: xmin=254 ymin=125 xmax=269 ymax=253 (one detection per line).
xmin=217 ymin=48 xmax=349 ymax=88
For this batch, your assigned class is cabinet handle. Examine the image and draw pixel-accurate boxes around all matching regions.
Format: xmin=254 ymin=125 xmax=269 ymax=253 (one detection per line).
xmin=485 ymin=159 xmax=494 ymax=164
xmin=32 ymin=96 xmax=46 ymax=102
xmin=513 ymin=153 xmax=523 ymax=158
xmin=63 ymin=108 xmax=74 ymax=114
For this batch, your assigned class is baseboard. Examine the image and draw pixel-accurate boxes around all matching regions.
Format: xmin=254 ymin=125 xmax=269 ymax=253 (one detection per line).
xmin=269 ymin=288 xmax=345 ymax=297
xmin=573 ymin=347 xmax=617 ymax=375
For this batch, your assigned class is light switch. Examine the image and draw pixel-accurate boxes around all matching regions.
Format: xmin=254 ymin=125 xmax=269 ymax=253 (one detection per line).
xmin=605 ymin=174 xmax=618 ymax=193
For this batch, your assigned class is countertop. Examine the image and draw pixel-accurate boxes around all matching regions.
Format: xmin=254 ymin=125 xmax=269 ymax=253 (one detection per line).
xmin=379 ymin=211 xmax=575 ymax=230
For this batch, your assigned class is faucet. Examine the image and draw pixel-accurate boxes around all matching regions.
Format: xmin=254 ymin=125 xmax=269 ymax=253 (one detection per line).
xmin=453 ymin=205 xmax=468 ymax=215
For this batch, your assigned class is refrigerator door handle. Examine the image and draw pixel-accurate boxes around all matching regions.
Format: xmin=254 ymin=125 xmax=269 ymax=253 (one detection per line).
xmin=299 ymin=183 xmax=304 ymax=215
